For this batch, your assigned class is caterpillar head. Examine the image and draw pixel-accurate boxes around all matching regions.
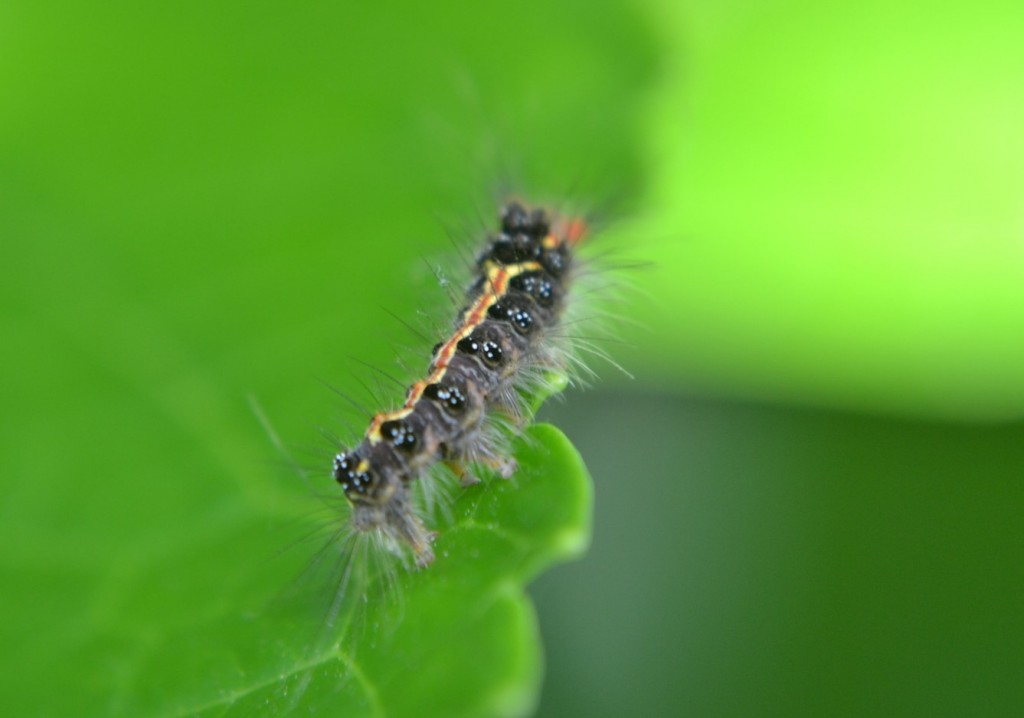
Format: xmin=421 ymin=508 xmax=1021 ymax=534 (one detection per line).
xmin=333 ymin=449 xmax=435 ymax=565
xmin=333 ymin=450 xmax=391 ymax=505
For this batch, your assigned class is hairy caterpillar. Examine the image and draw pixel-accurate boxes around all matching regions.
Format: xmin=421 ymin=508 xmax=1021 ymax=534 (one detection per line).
xmin=331 ymin=200 xmax=588 ymax=567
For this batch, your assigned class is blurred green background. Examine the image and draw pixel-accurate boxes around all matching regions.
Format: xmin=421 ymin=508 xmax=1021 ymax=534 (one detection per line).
xmin=2 ymin=0 xmax=1023 ymax=716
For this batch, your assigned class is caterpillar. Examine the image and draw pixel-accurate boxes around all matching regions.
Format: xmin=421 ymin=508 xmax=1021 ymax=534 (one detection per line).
xmin=331 ymin=200 xmax=588 ymax=567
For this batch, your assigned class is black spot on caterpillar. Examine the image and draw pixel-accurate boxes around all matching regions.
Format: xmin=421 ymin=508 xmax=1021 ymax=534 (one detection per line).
xmin=332 ymin=201 xmax=588 ymax=567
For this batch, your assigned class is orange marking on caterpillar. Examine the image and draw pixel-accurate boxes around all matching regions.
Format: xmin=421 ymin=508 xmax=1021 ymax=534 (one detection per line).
xmin=565 ymin=220 xmax=588 ymax=247
xmin=366 ymin=260 xmax=544 ymax=442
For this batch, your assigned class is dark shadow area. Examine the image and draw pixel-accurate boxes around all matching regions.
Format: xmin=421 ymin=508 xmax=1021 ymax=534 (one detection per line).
xmin=535 ymin=390 xmax=1024 ymax=717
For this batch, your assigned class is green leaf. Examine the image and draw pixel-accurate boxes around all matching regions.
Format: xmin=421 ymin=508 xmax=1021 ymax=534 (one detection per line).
xmin=2 ymin=423 xmax=590 ymax=717
xmin=0 ymin=1 xmax=647 ymax=714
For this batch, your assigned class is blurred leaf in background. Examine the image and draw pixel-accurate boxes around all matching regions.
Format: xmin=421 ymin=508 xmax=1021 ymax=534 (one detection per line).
xmin=638 ymin=0 xmax=1024 ymax=420
xmin=2 ymin=0 xmax=1023 ymax=716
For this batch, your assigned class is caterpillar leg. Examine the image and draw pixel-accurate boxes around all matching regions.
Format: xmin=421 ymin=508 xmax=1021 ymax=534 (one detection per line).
xmin=445 ymin=460 xmax=481 ymax=487
xmin=490 ymin=456 xmax=518 ymax=479
xmin=445 ymin=456 xmax=518 ymax=486
xmin=411 ymin=532 xmax=438 ymax=568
